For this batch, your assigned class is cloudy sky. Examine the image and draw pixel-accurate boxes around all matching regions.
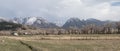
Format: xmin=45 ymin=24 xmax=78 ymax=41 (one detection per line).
xmin=0 ymin=0 xmax=120 ymax=25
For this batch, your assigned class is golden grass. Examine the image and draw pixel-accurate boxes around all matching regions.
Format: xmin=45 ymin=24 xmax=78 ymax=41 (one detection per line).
xmin=0 ymin=34 xmax=120 ymax=51
xmin=2 ymin=34 xmax=120 ymax=40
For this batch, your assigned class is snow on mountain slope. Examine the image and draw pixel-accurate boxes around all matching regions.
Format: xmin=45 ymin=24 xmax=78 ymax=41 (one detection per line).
xmin=13 ymin=17 xmax=24 ymax=24
xmin=13 ymin=17 xmax=58 ymax=28
xmin=13 ymin=17 xmax=41 ymax=25
xmin=25 ymin=17 xmax=37 ymax=25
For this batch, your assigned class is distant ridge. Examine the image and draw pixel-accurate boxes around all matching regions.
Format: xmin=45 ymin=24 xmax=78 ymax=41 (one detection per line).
xmin=13 ymin=17 xmax=59 ymax=28
xmin=0 ymin=17 xmax=117 ymax=29
xmin=62 ymin=18 xmax=110 ymax=29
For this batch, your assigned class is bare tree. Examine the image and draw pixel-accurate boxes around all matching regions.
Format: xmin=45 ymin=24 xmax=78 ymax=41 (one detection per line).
xmin=116 ymin=22 xmax=120 ymax=33
xmin=102 ymin=23 xmax=113 ymax=34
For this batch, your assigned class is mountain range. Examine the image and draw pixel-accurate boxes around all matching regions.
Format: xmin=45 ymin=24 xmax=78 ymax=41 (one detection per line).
xmin=13 ymin=17 xmax=59 ymax=28
xmin=62 ymin=18 xmax=112 ymax=29
xmin=0 ymin=17 xmax=115 ymax=29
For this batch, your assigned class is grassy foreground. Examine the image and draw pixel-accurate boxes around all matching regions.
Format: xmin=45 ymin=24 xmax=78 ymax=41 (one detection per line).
xmin=0 ymin=34 xmax=120 ymax=51
xmin=0 ymin=38 xmax=31 ymax=51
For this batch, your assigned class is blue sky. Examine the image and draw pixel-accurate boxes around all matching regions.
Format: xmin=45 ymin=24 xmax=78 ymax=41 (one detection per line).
xmin=112 ymin=1 xmax=120 ymax=6
xmin=0 ymin=0 xmax=120 ymax=25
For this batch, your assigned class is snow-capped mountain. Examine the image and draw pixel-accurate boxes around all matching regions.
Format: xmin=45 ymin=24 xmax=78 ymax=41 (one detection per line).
xmin=62 ymin=18 xmax=110 ymax=29
xmin=13 ymin=17 xmax=46 ymax=25
xmin=13 ymin=17 xmax=24 ymax=24
xmin=62 ymin=18 xmax=85 ymax=29
xmin=0 ymin=17 xmax=116 ymax=29
xmin=13 ymin=17 xmax=59 ymax=28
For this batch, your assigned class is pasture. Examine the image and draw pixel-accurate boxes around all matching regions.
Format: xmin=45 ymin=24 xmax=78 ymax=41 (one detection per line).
xmin=0 ymin=34 xmax=120 ymax=51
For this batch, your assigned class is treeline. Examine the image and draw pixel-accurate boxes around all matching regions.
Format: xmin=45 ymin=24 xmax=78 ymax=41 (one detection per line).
xmin=1 ymin=22 xmax=120 ymax=35
xmin=0 ymin=22 xmax=35 ymax=31
xmin=0 ymin=22 xmax=22 ymax=31
xmin=64 ymin=22 xmax=120 ymax=34
xmin=38 ymin=22 xmax=120 ymax=35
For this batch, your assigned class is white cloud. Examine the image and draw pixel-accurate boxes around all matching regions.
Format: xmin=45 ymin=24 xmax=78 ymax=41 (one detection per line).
xmin=0 ymin=0 xmax=120 ymax=25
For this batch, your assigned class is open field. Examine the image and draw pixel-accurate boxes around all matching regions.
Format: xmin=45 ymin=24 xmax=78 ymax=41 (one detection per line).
xmin=0 ymin=34 xmax=120 ymax=51
xmin=5 ymin=34 xmax=120 ymax=40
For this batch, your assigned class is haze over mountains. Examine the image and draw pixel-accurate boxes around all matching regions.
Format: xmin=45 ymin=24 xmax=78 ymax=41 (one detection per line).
xmin=0 ymin=17 xmax=116 ymax=29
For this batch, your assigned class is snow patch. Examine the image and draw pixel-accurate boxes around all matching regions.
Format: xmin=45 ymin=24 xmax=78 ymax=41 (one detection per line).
xmin=26 ymin=17 xmax=37 ymax=25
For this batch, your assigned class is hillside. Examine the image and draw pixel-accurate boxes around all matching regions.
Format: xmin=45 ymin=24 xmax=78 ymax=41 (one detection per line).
xmin=13 ymin=17 xmax=59 ymax=28
xmin=62 ymin=18 xmax=110 ymax=29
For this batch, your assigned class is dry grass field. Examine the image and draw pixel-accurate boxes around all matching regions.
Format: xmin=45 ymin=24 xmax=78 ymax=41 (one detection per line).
xmin=0 ymin=34 xmax=120 ymax=51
